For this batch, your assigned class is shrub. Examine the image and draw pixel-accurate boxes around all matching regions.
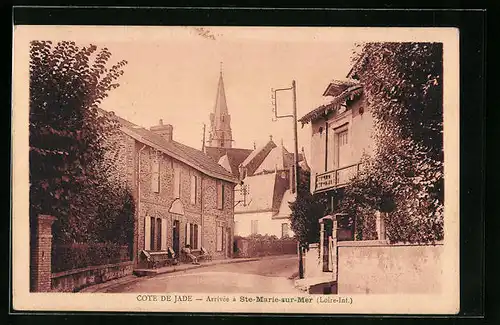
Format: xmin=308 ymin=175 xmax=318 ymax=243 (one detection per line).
xmin=51 ymin=242 xmax=130 ymax=273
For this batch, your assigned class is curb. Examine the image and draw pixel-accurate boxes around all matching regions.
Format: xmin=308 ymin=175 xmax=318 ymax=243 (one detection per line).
xmin=80 ymin=257 xmax=261 ymax=293
xmin=133 ymin=257 xmax=261 ymax=277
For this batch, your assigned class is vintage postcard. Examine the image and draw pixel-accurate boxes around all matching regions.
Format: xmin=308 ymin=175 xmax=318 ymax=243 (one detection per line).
xmin=12 ymin=25 xmax=459 ymax=314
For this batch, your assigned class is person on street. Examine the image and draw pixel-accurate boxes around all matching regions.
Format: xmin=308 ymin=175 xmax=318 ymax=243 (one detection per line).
xmin=183 ymin=245 xmax=200 ymax=265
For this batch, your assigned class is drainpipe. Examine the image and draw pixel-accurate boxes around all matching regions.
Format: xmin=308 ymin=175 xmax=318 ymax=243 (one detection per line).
xmin=200 ymin=176 xmax=204 ymax=249
xmin=136 ymin=144 xmax=147 ymax=263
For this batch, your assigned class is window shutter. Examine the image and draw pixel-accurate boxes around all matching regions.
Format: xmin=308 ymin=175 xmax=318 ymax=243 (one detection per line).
xmin=196 ymin=224 xmax=201 ymax=249
xmin=216 ymin=226 xmax=222 ymax=251
xmin=161 ymin=219 xmax=167 ymax=250
xmin=185 ymin=222 xmax=191 ymax=246
xmin=145 ymin=216 xmax=151 ymax=251
xmin=151 ymin=156 xmax=160 ymax=193
xmin=174 ymin=167 xmax=181 ymax=198
xmin=190 ymin=175 xmax=196 ymax=204
xmin=217 ymin=181 xmax=223 ymax=209
xmin=221 ymin=184 xmax=225 ymax=208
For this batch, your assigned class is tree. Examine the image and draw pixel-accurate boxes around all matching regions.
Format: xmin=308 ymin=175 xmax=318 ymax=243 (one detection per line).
xmin=29 ymin=40 xmax=132 ymax=244
xmin=289 ymin=167 xmax=329 ymax=245
xmin=340 ymin=42 xmax=444 ymax=244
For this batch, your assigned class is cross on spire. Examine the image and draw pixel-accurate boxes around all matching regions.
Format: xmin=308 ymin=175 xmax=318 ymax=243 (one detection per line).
xmin=220 ymin=61 xmax=223 ymax=75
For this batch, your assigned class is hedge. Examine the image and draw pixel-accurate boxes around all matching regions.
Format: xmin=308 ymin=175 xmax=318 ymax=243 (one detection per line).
xmin=51 ymin=242 xmax=131 ymax=273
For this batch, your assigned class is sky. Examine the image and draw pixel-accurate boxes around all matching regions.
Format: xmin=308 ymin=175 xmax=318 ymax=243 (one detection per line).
xmin=82 ymin=26 xmax=358 ymax=162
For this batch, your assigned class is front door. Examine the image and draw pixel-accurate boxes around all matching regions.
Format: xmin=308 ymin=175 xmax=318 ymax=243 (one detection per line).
xmin=172 ymin=220 xmax=180 ymax=255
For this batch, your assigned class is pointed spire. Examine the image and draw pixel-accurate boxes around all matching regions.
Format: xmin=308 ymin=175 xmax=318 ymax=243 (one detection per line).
xmin=208 ymin=62 xmax=233 ymax=148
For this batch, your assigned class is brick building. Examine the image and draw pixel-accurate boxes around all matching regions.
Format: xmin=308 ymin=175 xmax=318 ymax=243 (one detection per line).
xmin=105 ymin=112 xmax=239 ymax=264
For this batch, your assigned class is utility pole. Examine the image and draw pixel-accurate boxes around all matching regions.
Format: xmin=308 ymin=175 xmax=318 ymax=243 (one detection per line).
xmin=202 ymin=123 xmax=206 ymax=153
xmin=272 ymin=80 xmax=303 ymax=279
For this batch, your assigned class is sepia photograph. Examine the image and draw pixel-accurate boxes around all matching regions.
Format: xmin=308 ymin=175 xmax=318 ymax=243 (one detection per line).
xmin=12 ymin=24 xmax=460 ymax=314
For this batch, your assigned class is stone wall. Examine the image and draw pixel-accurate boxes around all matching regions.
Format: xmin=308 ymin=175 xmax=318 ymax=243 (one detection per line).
xmin=337 ymin=241 xmax=444 ymax=294
xmin=51 ymin=261 xmax=134 ymax=292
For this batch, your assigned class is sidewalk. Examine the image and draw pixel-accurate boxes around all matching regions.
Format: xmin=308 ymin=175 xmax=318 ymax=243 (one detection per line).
xmin=79 ymin=257 xmax=260 ymax=293
xmin=294 ymin=275 xmax=337 ymax=294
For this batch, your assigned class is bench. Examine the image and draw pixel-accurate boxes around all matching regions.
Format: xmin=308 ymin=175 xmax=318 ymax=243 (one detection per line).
xmin=141 ymin=248 xmax=178 ymax=269
xmin=199 ymin=247 xmax=213 ymax=262
xmin=178 ymin=247 xmax=213 ymax=264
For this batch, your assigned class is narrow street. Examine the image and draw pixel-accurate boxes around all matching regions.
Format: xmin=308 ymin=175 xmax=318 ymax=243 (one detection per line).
xmin=105 ymin=255 xmax=300 ymax=294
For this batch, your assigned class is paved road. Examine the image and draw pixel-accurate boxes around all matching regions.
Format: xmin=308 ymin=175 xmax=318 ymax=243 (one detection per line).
xmin=106 ymin=255 xmax=300 ymax=293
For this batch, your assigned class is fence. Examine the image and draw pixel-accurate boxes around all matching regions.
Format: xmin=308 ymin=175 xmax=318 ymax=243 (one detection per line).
xmin=233 ymin=235 xmax=298 ymax=258
xmin=52 ymin=242 xmax=131 ymax=273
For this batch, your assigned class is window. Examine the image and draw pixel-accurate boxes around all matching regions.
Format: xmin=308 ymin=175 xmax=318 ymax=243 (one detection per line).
xmin=193 ymin=224 xmax=199 ymax=249
xmin=185 ymin=223 xmax=200 ymax=249
xmin=335 ymin=129 xmax=349 ymax=168
xmin=281 ymin=223 xmax=290 ymax=238
xmin=156 ymin=218 xmax=162 ymax=251
xmin=216 ymin=225 xmax=223 ymax=251
xmin=251 ymin=220 xmax=259 ymax=235
xmin=151 ymin=154 xmax=160 ymax=193
xmin=216 ymin=181 xmax=224 ymax=209
xmin=173 ymin=165 xmax=181 ymax=198
xmin=150 ymin=217 xmax=155 ymax=251
xmin=190 ymin=174 xmax=198 ymax=204
xmin=144 ymin=216 xmax=151 ymax=250
xmin=234 ymin=221 xmax=239 ymax=235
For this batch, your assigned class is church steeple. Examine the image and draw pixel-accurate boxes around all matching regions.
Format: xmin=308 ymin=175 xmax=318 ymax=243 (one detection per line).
xmin=208 ymin=63 xmax=233 ymax=148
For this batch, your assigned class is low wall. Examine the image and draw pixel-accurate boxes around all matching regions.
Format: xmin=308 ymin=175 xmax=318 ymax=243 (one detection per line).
xmin=51 ymin=261 xmax=134 ymax=292
xmin=337 ymin=240 xmax=444 ymax=294
xmin=234 ymin=237 xmax=297 ymax=258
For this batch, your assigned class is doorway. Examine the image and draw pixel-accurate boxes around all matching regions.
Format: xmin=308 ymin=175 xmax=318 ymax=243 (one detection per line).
xmin=172 ymin=220 xmax=180 ymax=255
xmin=226 ymin=228 xmax=232 ymax=258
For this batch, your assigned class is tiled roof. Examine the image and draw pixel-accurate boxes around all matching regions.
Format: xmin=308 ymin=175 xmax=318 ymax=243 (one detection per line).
xmin=299 ymin=85 xmax=363 ymax=125
xmin=273 ymin=189 xmax=296 ymax=220
xmin=323 ymin=78 xmax=360 ymax=96
xmin=206 ymin=147 xmax=253 ymax=178
xmin=109 ymin=112 xmax=238 ymax=183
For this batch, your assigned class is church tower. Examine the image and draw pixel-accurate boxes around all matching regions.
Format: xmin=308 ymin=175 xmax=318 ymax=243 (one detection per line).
xmin=208 ymin=63 xmax=233 ymax=148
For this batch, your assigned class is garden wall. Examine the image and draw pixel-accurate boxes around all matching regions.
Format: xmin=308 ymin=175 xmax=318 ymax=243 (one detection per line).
xmin=234 ymin=236 xmax=297 ymax=258
xmin=337 ymin=240 xmax=444 ymax=294
xmin=51 ymin=261 xmax=134 ymax=292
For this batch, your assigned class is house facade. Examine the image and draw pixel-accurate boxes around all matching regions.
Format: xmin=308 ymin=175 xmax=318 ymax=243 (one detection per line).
xmin=107 ymin=113 xmax=239 ymax=264
xmin=299 ymin=78 xmax=374 ymax=198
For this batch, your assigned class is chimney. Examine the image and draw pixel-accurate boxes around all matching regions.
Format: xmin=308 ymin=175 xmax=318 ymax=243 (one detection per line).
xmin=150 ymin=119 xmax=173 ymax=142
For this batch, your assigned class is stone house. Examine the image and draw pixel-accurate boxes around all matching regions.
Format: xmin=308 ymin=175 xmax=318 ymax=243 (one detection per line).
xmin=296 ymin=72 xmax=444 ymax=295
xmin=106 ymin=112 xmax=239 ymax=264
xmin=298 ymin=76 xmax=385 ymax=240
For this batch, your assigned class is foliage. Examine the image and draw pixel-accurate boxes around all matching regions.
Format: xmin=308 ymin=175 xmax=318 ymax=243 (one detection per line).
xmin=51 ymin=242 xmax=130 ymax=273
xmin=233 ymin=235 xmax=297 ymax=258
xmin=341 ymin=42 xmax=444 ymax=244
xmin=29 ymin=40 xmax=133 ymax=244
xmin=289 ymin=167 xmax=329 ymax=246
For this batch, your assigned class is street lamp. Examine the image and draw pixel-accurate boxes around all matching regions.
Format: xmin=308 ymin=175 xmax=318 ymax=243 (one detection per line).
xmin=271 ymin=80 xmax=303 ymax=279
